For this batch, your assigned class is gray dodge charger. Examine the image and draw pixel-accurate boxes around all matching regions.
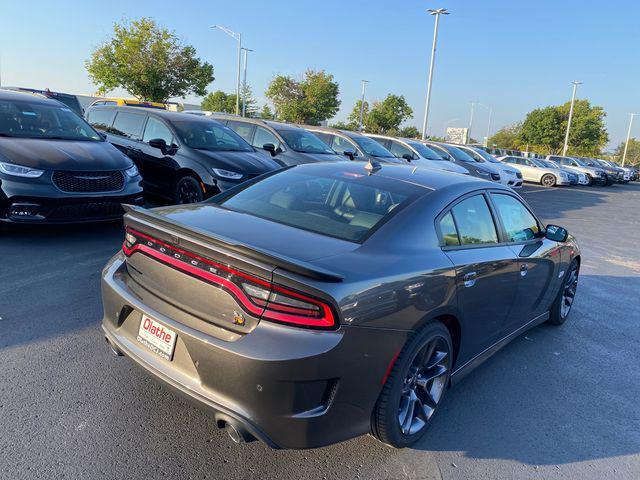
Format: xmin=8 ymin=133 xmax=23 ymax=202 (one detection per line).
xmin=101 ymin=161 xmax=580 ymax=449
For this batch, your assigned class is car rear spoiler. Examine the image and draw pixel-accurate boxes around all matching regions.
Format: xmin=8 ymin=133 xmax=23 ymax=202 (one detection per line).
xmin=122 ymin=205 xmax=344 ymax=283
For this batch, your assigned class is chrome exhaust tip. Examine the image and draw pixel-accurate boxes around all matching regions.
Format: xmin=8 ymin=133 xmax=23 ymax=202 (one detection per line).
xmin=225 ymin=423 xmax=244 ymax=444
xmin=105 ymin=336 xmax=124 ymax=356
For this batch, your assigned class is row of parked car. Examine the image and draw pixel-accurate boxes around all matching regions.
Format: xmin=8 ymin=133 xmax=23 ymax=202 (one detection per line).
xmin=0 ymin=88 xmax=637 ymax=224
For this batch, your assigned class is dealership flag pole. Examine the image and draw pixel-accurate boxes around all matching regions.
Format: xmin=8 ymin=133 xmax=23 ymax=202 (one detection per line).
xmin=421 ymin=8 xmax=449 ymax=141
xmin=562 ymin=81 xmax=582 ymax=156
xmin=622 ymin=113 xmax=638 ymax=167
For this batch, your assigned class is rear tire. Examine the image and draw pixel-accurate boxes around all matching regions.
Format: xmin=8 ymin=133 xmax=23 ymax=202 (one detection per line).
xmin=541 ymin=174 xmax=557 ymax=187
xmin=372 ymin=322 xmax=452 ymax=448
xmin=174 ymin=175 xmax=204 ymax=205
xmin=548 ymin=259 xmax=579 ymax=326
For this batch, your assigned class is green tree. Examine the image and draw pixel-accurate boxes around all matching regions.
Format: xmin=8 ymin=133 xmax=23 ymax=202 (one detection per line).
xmin=489 ymin=122 xmax=523 ymax=149
xmin=265 ymin=70 xmax=340 ymax=124
xmin=86 ymin=17 xmax=214 ymax=102
xmin=259 ymin=104 xmax=275 ymax=120
xmin=613 ymin=138 xmax=640 ymax=166
xmin=518 ymin=100 xmax=608 ymax=155
xmin=346 ymin=100 xmax=369 ymax=130
xmin=240 ymin=84 xmax=258 ymax=117
xmin=347 ymin=95 xmax=413 ymax=134
xmin=330 ymin=121 xmax=356 ymax=131
xmin=396 ymin=126 xmax=421 ymax=138
xmin=201 ymin=90 xmax=236 ymax=113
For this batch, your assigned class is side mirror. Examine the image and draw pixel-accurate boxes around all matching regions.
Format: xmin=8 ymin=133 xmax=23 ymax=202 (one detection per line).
xmin=343 ymin=149 xmax=356 ymax=160
xmin=545 ymin=224 xmax=568 ymax=242
xmin=262 ymin=143 xmax=278 ymax=157
xmin=98 ymin=132 xmax=107 ymax=140
xmin=149 ymin=138 xmax=168 ymax=152
xmin=402 ymin=153 xmax=413 ymax=162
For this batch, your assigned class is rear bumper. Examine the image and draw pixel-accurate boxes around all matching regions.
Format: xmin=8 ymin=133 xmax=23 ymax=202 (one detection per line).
xmin=101 ymin=255 xmax=408 ymax=449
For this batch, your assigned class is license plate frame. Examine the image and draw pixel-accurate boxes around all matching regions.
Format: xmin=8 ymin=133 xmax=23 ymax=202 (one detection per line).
xmin=136 ymin=315 xmax=177 ymax=361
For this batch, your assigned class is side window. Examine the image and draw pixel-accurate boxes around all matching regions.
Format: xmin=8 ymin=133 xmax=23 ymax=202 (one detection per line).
xmin=313 ymin=132 xmax=333 ymax=146
xmin=331 ymin=135 xmax=356 ymax=154
xmin=439 ymin=212 xmax=460 ymax=246
xmin=388 ymin=141 xmax=415 ymax=159
xmin=226 ymin=120 xmax=255 ymax=143
xmin=142 ymin=117 xmax=174 ymax=145
xmin=86 ymin=109 xmax=115 ymax=132
xmin=372 ymin=138 xmax=390 ymax=149
xmin=253 ymin=126 xmax=281 ymax=150
xmin=492 ymin=194 xmax=540 ymax=242
xmin=111 ymin=112 xmax=146 ymax=140
xmin=450 ymin=195 xmax=498 ymax=245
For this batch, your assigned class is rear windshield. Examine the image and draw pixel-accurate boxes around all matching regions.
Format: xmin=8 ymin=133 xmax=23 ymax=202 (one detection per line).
xmin=0 ymin=98 xmax=101 ymax=141
xmin=219 ymin=169 xmax=424 ymax=242
xmin=439 ymin=144 xmax=475 ymax=162
xmin=353 ymin=135 xmax=396 ymax=158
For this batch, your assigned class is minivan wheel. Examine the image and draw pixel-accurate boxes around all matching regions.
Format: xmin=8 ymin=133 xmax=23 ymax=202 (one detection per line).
xmin=548 ymin=260 xmax=579 ymax=326
xmin=541 ymin=174 xmax=557 ymax=187
xmin=175 ymin=176 xmax=204 ymax=204
xmin=372 ymin=322 xmax=452 ymax=448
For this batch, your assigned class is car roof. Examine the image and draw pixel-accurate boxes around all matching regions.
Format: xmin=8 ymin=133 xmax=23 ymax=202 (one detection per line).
xmin=88 ymin=105 xmax=226 ymax=123
xmin=0 ymin=88 xmax=62 ymax=105
xmin=291 ymin=161 xmax=507 ymax=196
xmin=303 ymin=125 xmax=366 ymax=139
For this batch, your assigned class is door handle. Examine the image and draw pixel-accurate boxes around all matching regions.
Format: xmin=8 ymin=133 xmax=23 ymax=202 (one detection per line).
xmin=463 ymin=272 xmax=477 ymax=288
xmin=520 ymin=263 xmax=529 ymax=276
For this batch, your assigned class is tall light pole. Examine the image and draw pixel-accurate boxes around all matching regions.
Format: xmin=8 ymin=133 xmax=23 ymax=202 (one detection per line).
xmin=240 ymin=47 xmax=253 ymax=117
xmin=468 ymin=101 xmax=480 ymax=143
xmin=358 ymin=80 xmax=369 ymax=131
xmin=421 ymin=8 xmax=450 ymax=141
xmin=472 ymin=102 xmax=492 ymax=146
xmin=622 ymin=113 xmax=639 ymax=166
xmin=562 ymin=80 xmax=582 ymax=156
xmin=211 ymin=25 xmax=242 ymax=115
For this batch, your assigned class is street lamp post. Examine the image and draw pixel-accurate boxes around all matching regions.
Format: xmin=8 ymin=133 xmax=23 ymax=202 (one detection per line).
xmin=358 ymin=80 xmax=369 ymax=131
xmin=562 ymin=80 xmax=582 ymax=156
xmin=240 ymin=47 xmax=253 ymax=117
xmin=421 ymin=8 xmax=450 ymax=141
xmin=622 ymin=113 xmax=639 ymax=166
xmin=468 ymin=101 xmax=479 ymax=143
xmin=210 ymin=25 xmax=242 ymax=115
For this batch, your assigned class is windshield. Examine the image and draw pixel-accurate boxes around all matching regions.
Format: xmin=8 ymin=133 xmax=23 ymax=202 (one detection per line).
xmin=353 ymin=135 xmax=395 ymax=158
xmin=276 ymin=127 xmax=335 ymax=154
xmin=0 ymin=98 xmax=101 ymax=141
xmin=547 ymin=160 xmax=562 ymax=168
xmin=439 ymin=144 xmax=475 ymax=162
xmin=530 ymin=159 xmax=547 ymax=167
xmin=173 ymin=120 xmax=253 ymax=152
xmin=220 ymin=169 xmax=423 ymax=243
xmin=468 ymin=147 xmax=500 ymax=163
xmin=571 ymin=157 xmax=588 ymax=167
xmin=538 ymin=160 xmax=556 ymax=168
xmin=406 ymin=140 xmax=445 ymax=160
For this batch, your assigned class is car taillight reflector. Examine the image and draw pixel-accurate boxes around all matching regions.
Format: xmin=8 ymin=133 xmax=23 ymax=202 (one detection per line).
xmin=122 ymin=227 xmax=337 ymax=329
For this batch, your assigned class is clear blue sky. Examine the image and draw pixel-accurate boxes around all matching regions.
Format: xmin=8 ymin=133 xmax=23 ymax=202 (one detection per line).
xmin=2 ymin=0 xmax=639 ymax=149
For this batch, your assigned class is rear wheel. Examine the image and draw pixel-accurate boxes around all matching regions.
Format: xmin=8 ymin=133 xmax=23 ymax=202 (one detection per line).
xmin=541 ymin=174 xmax=557 ymax=187
xmin=372 ymin=322 xmax=452 ymax=448
xmin=175 ymin=176 xmax=204 ymax=204
xmin=548 ymin=260 xmax=579 ymax=325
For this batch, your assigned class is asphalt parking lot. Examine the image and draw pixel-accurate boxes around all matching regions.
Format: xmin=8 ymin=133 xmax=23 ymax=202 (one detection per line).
xmin=1 ymin=182 xmax=639 ymax=480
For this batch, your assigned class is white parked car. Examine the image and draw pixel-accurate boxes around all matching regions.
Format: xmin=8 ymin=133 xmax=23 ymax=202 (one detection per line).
xmin=499 ymin=156 xmax=572 ymax=187
xmin=539 ymin=159 xmax=589 ymax=185
xmin=457 ymin=145 xmax=523 ymax=188
xmin=364 ymin=134 xmax=469 ymax=174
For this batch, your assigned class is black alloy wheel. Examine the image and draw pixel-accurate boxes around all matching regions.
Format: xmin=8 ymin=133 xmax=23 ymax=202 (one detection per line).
xmin=548 ymin=260 xmax=579 ymax=325
xmin=175 ymin=176 xmax=204 ymax=204
xmin=373 ymin=322 xmax=452 ymax=448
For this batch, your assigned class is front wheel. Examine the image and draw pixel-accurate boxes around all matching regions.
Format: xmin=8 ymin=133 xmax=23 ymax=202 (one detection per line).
xmin=548 ymin=260 xmax=579 ymax=325
xmin=174 ymin=176 xmax=204 ymax=204
xmin=584 ymin=174 xmax=593 ymax=186
xmin=541 ymin=174 xmax=557 ymax=187
xmin=372 ymin=322 xmax=452 ymax=448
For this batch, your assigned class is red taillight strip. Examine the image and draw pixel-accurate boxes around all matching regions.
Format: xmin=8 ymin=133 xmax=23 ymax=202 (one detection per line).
xmin=123 ymin=228 xmax=336 ymax=328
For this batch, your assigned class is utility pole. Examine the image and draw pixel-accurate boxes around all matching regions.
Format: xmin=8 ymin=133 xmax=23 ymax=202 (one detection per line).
xmin=562 ymin=81 xmax=582 ymax=156
xmin=468 ymin=101 xmax=479 ymax=143
xmin=421 ymin=8 xmax=450 ymax=140
xmin=622 ymin=113 xmax=639 ymax=166
xmin=211 ymin=25 xmax=242 ymax=115
xmin=240 ymin=47 xmax=253 ymax=117
xmin=358 ymin=80 xmax=369 ymax=131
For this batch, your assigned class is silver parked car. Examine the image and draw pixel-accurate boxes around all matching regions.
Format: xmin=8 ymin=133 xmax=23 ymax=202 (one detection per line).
xmin=499 ymin=156 xmax=572 ymax=187
xmin=538 ymin=159 xmax=588 ymax=185
xmin=546 ymin=155 xmax=608 ymax=186
xmin=364 ymin=134 xmax=469 ymax=174
xmin=303 ymin=126 xmax=404 ymax=164
xmin=457 ymin=145 xmax=523 ymax=188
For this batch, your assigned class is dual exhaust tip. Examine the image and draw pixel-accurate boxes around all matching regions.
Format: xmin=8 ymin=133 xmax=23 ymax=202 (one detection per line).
xmin=104 ymin=335 xmax=256 ymax=444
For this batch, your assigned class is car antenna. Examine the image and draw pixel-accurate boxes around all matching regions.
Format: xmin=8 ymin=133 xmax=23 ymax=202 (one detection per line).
xmin=364 ymin=158 xmax=381 ymax=175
